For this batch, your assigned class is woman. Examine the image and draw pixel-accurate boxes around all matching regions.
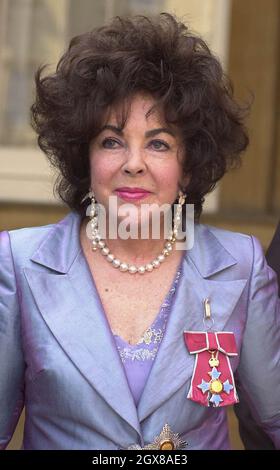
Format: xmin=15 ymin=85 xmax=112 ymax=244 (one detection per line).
xmin=1 ymin=13 xmax=280 ymax=450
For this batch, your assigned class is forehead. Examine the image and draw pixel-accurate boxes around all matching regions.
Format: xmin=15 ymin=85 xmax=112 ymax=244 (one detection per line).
xmin=104 ymin=93 xmax=166 ymax=128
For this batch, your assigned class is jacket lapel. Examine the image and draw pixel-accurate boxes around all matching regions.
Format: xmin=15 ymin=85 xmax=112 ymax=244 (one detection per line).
xmin=24 ymin=212 xmax=141 ymax=438
xmin=24 ymin=213 xmax=248 ymax=430
xmin=138 ymin=224 xmax=248 ymax=422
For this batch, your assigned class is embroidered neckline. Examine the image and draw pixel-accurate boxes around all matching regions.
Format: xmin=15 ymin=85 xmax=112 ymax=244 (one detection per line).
xmin=115 ymin=266 xmax=182 ymax=362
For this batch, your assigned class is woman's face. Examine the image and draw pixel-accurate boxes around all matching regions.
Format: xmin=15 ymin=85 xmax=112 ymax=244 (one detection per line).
xmin=89 ymin=92 xmax=188 ymax=227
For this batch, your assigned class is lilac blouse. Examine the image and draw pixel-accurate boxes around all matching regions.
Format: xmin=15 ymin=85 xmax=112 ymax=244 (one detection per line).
xmin=113 ymin=257 xmax=184 ymax=405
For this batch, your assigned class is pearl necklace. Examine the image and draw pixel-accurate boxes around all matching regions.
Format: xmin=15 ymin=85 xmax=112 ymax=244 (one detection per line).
xmin=88 ymin=191 xmax=186 ymax=274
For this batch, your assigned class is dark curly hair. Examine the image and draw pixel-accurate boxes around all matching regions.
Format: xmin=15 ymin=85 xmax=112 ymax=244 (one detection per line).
xmin=31 ymin=12 xmax=249 ymax=221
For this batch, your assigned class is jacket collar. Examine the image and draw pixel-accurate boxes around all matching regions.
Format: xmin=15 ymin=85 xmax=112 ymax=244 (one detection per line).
xmin=30 ymin=211 xmax=81 ymax=274
xmin=30 ymin=212 xmax=237 ymax=279
xmin=187 ymin=223 xmax=237 ymax=278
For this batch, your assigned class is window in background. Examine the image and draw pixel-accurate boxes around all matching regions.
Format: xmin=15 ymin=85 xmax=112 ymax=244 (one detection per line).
xmin=0 ymin=0 xmax=163 ymax=204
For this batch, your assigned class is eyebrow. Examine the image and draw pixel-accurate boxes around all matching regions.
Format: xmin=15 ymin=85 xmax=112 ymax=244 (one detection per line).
xmin=99 ymin=124 xmax=176 ymax=138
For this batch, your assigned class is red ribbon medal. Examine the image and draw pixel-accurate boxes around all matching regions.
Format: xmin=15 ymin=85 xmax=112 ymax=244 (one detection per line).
xmin=184 ymin=331 xmax=239 ymax=407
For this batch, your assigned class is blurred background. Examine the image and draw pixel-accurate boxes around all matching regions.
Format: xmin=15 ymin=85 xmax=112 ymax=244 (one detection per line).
xmin=1 ymin=0 xmax=279 ymax=450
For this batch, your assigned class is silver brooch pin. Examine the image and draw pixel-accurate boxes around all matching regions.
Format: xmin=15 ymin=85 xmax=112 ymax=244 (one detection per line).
xmin=203 ymin=298 xmax=214 ymax=330
xmin=204 ymin=298 xmax=211 ymax=319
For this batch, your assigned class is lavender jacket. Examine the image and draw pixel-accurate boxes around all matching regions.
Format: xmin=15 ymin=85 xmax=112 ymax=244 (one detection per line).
xmin=1 ymin=211 xmax=280 ymax=450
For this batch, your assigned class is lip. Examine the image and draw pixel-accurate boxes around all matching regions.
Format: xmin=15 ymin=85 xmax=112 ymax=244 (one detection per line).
xmin=115 ymin=187 xmax=151 ymax=201
xmin=116 ymin=187 xmax=151 ymax=193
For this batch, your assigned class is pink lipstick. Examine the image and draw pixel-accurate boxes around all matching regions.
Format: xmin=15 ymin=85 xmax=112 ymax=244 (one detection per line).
xmin=115 ymin=187 xmax=151 ymax=202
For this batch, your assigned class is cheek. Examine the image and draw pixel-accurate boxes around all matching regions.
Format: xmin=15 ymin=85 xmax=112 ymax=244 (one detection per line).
xmin=89 ymin=153 xmax=116 ymax=186
xmin=154 ymin=163 xmax=182 ymax=191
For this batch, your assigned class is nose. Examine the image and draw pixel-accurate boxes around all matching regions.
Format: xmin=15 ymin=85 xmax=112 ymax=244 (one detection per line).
xmin=121 ymin=147 xmax=147 ymax=176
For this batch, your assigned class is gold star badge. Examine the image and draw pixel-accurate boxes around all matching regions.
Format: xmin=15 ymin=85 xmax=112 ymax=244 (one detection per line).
xmin=128 ymin=424 xmax=187 ymax=450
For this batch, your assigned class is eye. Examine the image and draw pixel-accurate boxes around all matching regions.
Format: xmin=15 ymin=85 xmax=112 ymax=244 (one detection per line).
xmin=101 ymin=138 xmax=121 ymax=149
xmin=149 ymin=140 xmax=170 ymax=151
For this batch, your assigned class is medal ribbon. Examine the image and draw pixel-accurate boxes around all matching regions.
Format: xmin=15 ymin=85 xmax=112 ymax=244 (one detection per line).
xmin=184 ymin=331 xmax=239 ymax=407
